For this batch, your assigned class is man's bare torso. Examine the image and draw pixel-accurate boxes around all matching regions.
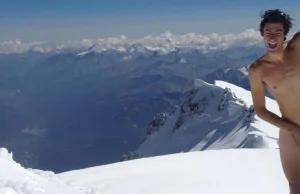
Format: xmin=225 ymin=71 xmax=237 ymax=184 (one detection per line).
xmin=255 ymin=42 xmax=300 ymax=123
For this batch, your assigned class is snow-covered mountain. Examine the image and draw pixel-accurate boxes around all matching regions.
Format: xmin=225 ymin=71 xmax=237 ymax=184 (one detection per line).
xmin=0 ymin=44 xmax=265 ymax=173
xmin=0 ymin=147 xmax=289 ymax=194
xmin=122 ymin=79 xmax=280 ymax=161
xmin=0 ymin=79 xmax=285 ymax=194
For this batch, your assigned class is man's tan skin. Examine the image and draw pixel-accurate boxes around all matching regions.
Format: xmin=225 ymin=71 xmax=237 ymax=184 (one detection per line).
xmin=248 ymin=9 xmax=300 ymax=193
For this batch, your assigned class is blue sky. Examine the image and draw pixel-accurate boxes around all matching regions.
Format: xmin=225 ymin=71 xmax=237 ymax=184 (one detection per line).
xmin=0 ymin=0 xmax=299 ymax=42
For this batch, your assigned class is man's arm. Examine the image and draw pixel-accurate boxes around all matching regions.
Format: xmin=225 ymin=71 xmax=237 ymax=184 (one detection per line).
xmin=248 ymin=63 xmax=300 ymax=132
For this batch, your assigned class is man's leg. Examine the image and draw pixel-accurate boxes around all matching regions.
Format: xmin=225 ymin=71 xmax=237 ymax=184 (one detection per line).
xmin=289 ymin=182 xmax=300 ymax=194
xmin=278 ymin=129 xmax=300 ymax=194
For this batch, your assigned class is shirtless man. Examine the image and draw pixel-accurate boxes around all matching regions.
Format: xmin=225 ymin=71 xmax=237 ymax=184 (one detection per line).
xmin=248 ymin=9 xmax=300 ymax=193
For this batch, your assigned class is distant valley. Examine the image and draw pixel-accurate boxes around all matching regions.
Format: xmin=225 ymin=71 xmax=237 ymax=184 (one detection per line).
xmin=0 ymin=44 xmax=265 ymax=172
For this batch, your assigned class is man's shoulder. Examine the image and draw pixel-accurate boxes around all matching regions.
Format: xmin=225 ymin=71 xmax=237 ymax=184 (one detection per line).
xmin=249 ymin=55 xmax=267 ymax=73
xmin=250 ymin=61 xmax=261 ymax=70
xmin=286 ymin=31 xmax=300 ymax=49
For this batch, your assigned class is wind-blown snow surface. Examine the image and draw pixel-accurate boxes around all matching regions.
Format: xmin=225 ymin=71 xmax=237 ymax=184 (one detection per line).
xmin=0 ymin=148 xmax=98 ymax=194
xmin=0 ymin=147 xmax=289 ymax=194
xmin=125 ymin=79 xmax=280 ymax=160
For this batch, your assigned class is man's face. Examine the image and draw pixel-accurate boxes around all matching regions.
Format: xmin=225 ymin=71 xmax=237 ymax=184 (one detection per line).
xmin=262 ymin=22 xmax=285 ymax=53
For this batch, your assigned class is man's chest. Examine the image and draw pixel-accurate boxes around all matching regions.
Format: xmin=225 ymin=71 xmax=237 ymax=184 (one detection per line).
xmin=262 ymin=61 xmax=300 ymax=95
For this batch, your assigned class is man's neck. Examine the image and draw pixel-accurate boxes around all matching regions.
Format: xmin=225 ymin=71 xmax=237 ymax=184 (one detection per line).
xmin=268 ymin=52 xmax=283 ymax=60
xmin=267 ymin=47 xmax=285 ymax=61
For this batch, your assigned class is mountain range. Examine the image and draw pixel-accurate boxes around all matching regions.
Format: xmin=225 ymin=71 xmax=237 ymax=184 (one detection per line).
xmin=0 ymin=79 xmax=283 ymax=194
xmin=0 ymin=45 xmax=267 ymax=172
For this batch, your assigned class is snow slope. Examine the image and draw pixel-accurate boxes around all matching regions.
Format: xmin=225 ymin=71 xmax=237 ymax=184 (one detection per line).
xmin=0 ymin=148 xmax=99 ymax=194
xmin=0 ymin=147 xmax=289 ymax=194
xmin=123 ymin=79 xmax=280 ymax=160
xmin=59 ymin=149 xmax=288 ymax=194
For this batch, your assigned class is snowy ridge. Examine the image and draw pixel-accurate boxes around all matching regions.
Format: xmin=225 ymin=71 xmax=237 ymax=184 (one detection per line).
xmin=0 ymin=147 xmax=289 ymax=194
xmin=0 ymin=29 xmax=263 ymax=54
xmin=122 ymin=80 xmax=280 ymax=160
xmin=0 ymin=148 xmax=100 ymax=194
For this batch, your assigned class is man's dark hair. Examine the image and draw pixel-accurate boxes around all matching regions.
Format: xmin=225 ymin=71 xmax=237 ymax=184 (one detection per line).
xmin=259 ymin=9 xmax=294 ymax=40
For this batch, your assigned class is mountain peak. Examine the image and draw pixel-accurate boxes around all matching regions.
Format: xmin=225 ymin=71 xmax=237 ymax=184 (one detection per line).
xmin=122 ymin=80 xmax=280 ymax=161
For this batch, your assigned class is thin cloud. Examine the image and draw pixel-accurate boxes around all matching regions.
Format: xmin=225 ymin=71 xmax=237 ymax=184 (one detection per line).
xmin=21 ymin=127 xmax=47 ymax=137
xmin=0 ymin=40 xmax=50 ymax=54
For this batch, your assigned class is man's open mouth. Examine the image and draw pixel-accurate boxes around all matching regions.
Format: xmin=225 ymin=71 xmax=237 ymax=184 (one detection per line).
xmin=269 ymin=42 xmax=277 ymax=49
